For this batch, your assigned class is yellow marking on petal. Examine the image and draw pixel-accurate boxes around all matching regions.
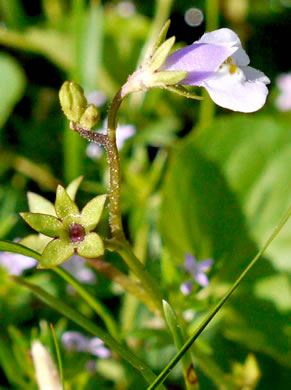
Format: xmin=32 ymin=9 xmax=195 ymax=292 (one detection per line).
xmin=229 ymin=64 xmax=238 ymax=74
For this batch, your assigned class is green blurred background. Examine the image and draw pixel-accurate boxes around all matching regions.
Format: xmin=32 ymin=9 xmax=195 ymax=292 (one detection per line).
xmin=0 ymin=1 xmax=291 ymax=389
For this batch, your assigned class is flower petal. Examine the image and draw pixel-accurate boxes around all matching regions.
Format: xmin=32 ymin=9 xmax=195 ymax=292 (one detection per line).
xmin=162 ymin=43 xmax=233 ymax=85
xmin=88 ymin=338 xmax=111 ymax=358
xmin=202 ymin=66 xmax=269 ymax=112
xmin=197 ymin=27 xmax=239 ymax=47
xmin=242 ymin=66 xmax=270 ymax=84
xmin=27 ymin=192 xmax=56 ymax=216
xmin=180 ymin=281 xmax=193 ymax=296
xmin=62 ymin=331 xmax=90 ymax=352
xmin=40 ymin=239 xmax=74 ymax=268
xmin=198 ymin=258 xmax=213 ymax=272
xmin=195 ymin=272 xmax=209 ymax=287
xmin=184 ymin=253 xmax=198 ymax=273
xmin=20 ymin=212 xmax=63 ymax=237
xmin=81 ymin=194 xmax=107 ymax=230
xmin=66 ymin=176 xmax=83 ymax=201
xmin=196 ymin=28 xmax=249 ymax=66
xmin=55 ymin=185 xmax=79 ymax=219
xmin=77 ymin=232 xmax=104 ymax=258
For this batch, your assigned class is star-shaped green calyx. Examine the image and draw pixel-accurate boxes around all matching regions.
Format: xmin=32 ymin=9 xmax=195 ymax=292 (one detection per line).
xmin=20 ymin=179 xmax=107 ymax=268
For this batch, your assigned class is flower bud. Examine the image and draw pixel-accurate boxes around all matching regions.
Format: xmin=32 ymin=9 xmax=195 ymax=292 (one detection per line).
xmin=59 ymin=81 xmax=87 ymax=122
xmin=79 ymin=104 xmax=100 ymax=130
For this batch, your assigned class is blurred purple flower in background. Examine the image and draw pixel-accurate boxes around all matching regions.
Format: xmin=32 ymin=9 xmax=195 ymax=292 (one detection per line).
xmin=86 ymin=119 xmax=136 ymax=160
xmin=180 ymin=253 xmax=213 ymax=295
xmin=0 ymin=251 xmax=37 ymax=275
xmin=162 ymin=28 xmax=270 ymax=112
xmin=61 ymin=254 xmax=96 ymax=284
xmin=86 ymin=90 xmax=107 ymax=108
xmin=62 ymin=331 xmax=110 ymax=358
xmin=275 ymin=73 xmax=291 ymax=111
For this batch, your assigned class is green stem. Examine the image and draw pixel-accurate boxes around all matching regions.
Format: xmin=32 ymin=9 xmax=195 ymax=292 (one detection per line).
xmin=121 ymin=222 xmax=150 ymax=332
xmin=50 ymin=324 xmax=65 ymax=390
xmin=87 ymin=257 xmax=158 ymax=314
xmin=53 ymin=267 xmax=120 ymax=341
xmin=147 ymin=205 xmax=291 ymax=390
xmin=105 ymin=239 xmax=164 ymax=315
xmin=106 ymin=88 xmax=127 ymax=240
xmin=12 ymin=276 xmax=166 ymax=389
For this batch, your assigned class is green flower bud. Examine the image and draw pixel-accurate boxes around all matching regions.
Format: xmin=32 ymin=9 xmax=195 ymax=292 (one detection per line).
xmin=79 ymin=104 xmax=100 ymax=130
xmin=59 ymin=81 xmax=87 ymax=122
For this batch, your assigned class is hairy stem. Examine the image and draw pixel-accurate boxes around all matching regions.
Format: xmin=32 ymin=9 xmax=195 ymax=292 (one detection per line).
xmin=105 ymin=88 xmax=127 ymax=240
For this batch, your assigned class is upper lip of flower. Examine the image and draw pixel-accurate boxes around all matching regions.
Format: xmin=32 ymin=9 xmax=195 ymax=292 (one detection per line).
xmin=160 ymin=28 xmax=270 ymax=112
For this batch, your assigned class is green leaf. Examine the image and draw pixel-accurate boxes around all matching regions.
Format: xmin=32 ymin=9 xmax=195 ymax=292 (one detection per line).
xmin=194 ymin=114 xmax=291 ymax=272
xmin=40 ymin=238 xmax=74 ymax=268
xmin=55 ymin=185 xmax=79 ymax=219
xmin=159 ymin=145 xmax=256 ymax=281
xmin=0 ymin=53 xmax=26 ymax=130
xmin=80 ymin=1 xmax=103 ymax=90
xmin=254 ymin=274 xmax=291 ymax=312
xmin=12 ymin=276 xmax=166 ymax=388
xmin=0 ymin=26 xmax=73 ymax=70
xmin=159 ymin=114 xmax=291 ymax=368
xmin=77 ymin=232 xmax=104 ymax=258
xmin=20 ymin=213 xmax=62 ymax=237
xmin=0 ymin=239 xmax=40 ymax=260
xmin=66 ymin=176 xmax=83 ymax=201
xmin=27 ymin=192 xmax=56 ymax=215
xmin=50 ymin=324 xmax=65 ymax=389
xmin=81 ymin=194 xmax=107 ymax=229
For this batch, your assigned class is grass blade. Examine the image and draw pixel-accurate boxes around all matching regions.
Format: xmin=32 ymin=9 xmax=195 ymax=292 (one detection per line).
xmin=50 ymin=323 xmax=65 ymax=390
xmin=148 ymin=205 xmax=291 ymax=389
xmin=12 ymin=275 xmax=166 ymax=388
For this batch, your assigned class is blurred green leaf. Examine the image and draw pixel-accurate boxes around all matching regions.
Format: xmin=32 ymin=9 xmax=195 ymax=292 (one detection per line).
xmin=158 ymin=114 xmax=291 ymax=367
xmin=12 ymin=276 xmax=166 ymax=388
xmin=159 ymin=139 xmax=256 ymax=280
xmin=0 ymin=26 xmax=72 ymax=70
xmin=0 ymin=53 xmax=26 ymax=130
xmin=0 ymin=240 xmax=41 ymax=260
xmin=194 ymin=114 xmax=291 ymax=272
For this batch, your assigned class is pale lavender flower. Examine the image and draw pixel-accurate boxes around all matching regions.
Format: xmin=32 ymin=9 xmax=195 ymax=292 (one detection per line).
xmin=116 ymin=1 xmax=136 ymax=18
xmin=275 ymin=73 xmax=291 ymax=111
xmin=0 ymin=251 xmax=37 ymax=275
xmin=62 ymin=331 xmax=110 ymax=358
xmin=86 ymin=90 xmax=107 ymax=108
xmin=86 ymin=119 xmax=136 ymax=159
xmin=88 ymin=338 xmax=111 ymax=358
xmin=61 ymin=254 xmax=96 ymax=284
xmin=180 ymin=254 xmax=213 ymax=295
xmin=86 ymin=143 xmax=104 ymax=160
xmin=162 ymin=28 xmax=270 ymax=112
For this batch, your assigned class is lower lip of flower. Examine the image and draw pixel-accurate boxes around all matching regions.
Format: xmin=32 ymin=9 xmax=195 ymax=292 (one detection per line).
xmin=69 ymin=223 xmax=86 ymax=243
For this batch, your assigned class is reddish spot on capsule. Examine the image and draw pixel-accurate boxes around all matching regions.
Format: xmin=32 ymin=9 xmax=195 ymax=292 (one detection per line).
xmin=69 ymin=223 xmax=85 ymax=243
